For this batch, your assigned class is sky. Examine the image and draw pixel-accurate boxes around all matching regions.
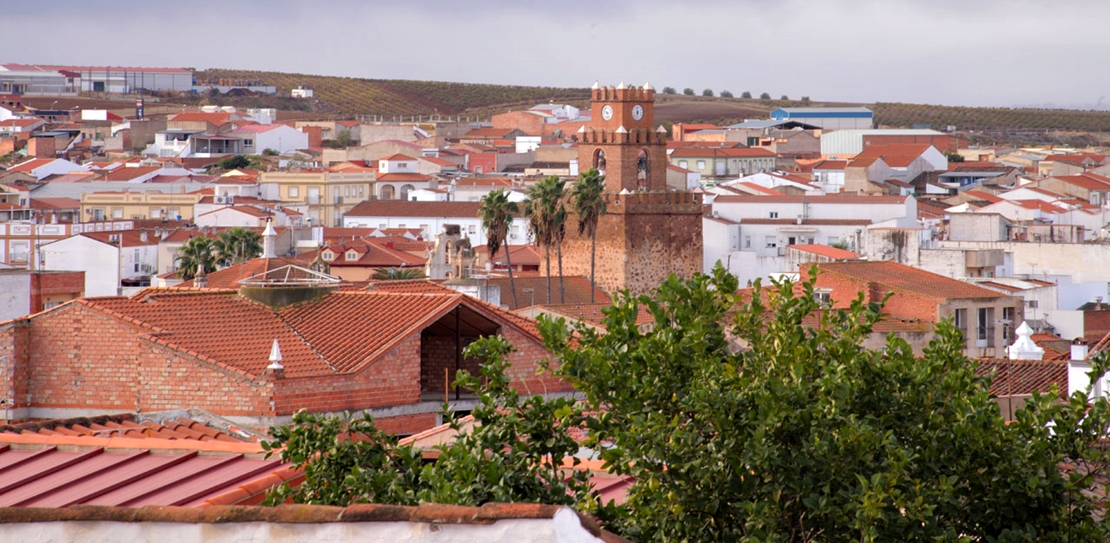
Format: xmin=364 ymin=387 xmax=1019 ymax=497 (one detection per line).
xmin=4 ymin=0 xmax=1108 ymax=108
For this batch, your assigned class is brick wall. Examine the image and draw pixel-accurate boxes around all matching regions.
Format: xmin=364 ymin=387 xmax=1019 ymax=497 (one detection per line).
xmin=374 ymin=412 xmax=437 ymax=435
xmin=29 ymin=272 xmax=84 ymax=314
xmin=420 ymin=332 xmax=481 ymax=396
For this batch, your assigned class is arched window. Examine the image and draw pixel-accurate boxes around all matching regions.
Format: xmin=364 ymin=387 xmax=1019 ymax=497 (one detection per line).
xmin=636 ymin=148 xmax=650 ymax=190
xmin=593 ymin=148 xmax=606 ymax=174
xmin=380 ymin=185 xmax=395 ymax=200
xmin=400 ymin=184 xmax=416 ymax=201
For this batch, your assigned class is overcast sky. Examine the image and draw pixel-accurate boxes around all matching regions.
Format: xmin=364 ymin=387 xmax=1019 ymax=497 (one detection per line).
xmin=5 ymin=0 xmax=1107 ymax=108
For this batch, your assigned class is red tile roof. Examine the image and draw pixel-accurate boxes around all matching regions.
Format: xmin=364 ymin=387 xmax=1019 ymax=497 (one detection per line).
xmin=974 ymin=358 xmax=1067 ymax=397
xmin=788 ymin=244 xmax=858 ymax=259
xmin=379 ymin=153 xmax=418 ymax=162
xmin=0 ymin=414 xmax=248 ymax=443
xmin=80 ymin=286 xmax=544 ymax=379
xmin=856 ymin=144 xmax=932 ymax=168
xmin=30 ymin=197 xmax=80 ymax=210
xmin=376 ymin=172 xmax=432 ymax=182
xmin=0 ymin=429 xmax=291 ymax=508
xmin=346 ymin=200 xmax=482 ymax=218
xmin=98 ymin=166 xmax=163 ymax=182
xmin=814 ymin=261 xmax=1004 ymax=300
xmin=963 ymin=190 xmax=1003 ymax=204
xmin=176 ymin=257 xmax=303 ymax=288
xmin=1047 ymin=173 xmax=1110 ymax=191
xmin=170 ymin=112 xmax=233 ymax=124
xmin=310 ymin=239 xmax=427 ymax=268
xmin=713 ymin=194 xmax=908 ymax=205
xmin=669 ymin=147 xmax=777 ymax=158
xmin=814 ymin=160 xmax=848 ymax=171
xmin=7 ymin=158 xmax=58 ymax=173
xmin=485 ymin=275 xmax=610 ymax=310
xmin=80 ymin=230 xmax=161 ymax=248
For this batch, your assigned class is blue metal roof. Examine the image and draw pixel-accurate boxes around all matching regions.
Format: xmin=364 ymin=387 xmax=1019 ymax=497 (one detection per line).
xmin=771 ymin=107 xmax=873 ymax=120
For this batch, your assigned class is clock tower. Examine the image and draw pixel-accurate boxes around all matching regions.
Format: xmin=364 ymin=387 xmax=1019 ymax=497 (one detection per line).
xmin=560 ymin=82 xmax=703 ymax=296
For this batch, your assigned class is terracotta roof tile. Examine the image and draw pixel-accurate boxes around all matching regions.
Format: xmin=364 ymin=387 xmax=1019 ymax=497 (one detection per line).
xmin=346 ymin=200 xmax=482 ymax=218
xmin=788 ymin=244 xmax=858 ymax=259
xmin=975 ymin=358 xmax=1067 ymax=397
xmin=813 ymin=261 xmax=1004 ymax=300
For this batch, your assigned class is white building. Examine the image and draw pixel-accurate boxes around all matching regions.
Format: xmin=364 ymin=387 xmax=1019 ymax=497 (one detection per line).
xmin=194 ymin=205 xmax=302 ymax=228
xmin=343 ymin=200 xmax=528 ymax=247
xmin=292 ymin=86 xmax=314 ymax=98
xmin=4 ymin=158 xmax=88 ymax=180
xmin=40 ymin=230 xmax=160 ymax=297
xmin=230 ymin=124 xmax=309 ymax=155
xmin=706 ymin=195 xmax=918 ymax=285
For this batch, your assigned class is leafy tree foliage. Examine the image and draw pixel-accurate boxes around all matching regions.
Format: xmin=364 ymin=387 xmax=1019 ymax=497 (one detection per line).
xmin=216 ymin=155 xmax=251 ymax=170
xmin=780 ymin=94 xmax=789 ymax=100
xmin=263 ymin=336 xmax=591 ymax=508
xmin=539 ymin=266 xmax=1110 ymax=541
xmin=719 ymin=90 xmax=734 ymax=98
xmin=683 ymin=88 xmax=695 ymax=96
xmin=175 ymin=236 xmax=217 ymax=280
xmin=760 ymin=92 xmax=772 ymax=100
xmin=741 ymin=91 xmax=753 ymax=99
xmin=946 ymin=152 xmax=966 ymax=163
xmin=262 ymin=148 xmax=280 ymax=156
xmin=702 ymin=88 xmax=714 ymax=97
xmin=661 ymin=86 xmax=676 ymax=95
xmin=335 ymin=129 xmax=353 ymax=148
xmin=214 ymin=227 xmax=262 ymax=267
xmin=371 ymin=267 xmax=425 ymax=280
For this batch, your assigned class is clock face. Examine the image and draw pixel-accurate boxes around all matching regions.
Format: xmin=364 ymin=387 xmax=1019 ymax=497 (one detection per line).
xmin=632 ymin=104 xmax=644 ymax=121
xmin=601 ymin=104 xmax=614 ymax=121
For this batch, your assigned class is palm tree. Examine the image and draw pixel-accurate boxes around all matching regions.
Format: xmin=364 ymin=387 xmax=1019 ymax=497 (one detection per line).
xmin=372 ymin=267 xmax=425 ymax=280
xmin=479 ymin=189 xmax=519 ymax=308
xmin=571 ymin=168 xmax=607 ymax=303
xmin=551 ymin=181 xmax=568 ymax=304
xmin=525 ymin=176 xmax=568 ymax=305
xmin=214 ymin=227 xmax=263 ymax=266
xmin=176 ymin=236 xmax=218 ymax=280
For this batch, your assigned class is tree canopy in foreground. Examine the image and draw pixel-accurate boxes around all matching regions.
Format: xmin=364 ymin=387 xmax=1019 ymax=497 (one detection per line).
xmin=266 ymin=266 xmax=1110 ymax=542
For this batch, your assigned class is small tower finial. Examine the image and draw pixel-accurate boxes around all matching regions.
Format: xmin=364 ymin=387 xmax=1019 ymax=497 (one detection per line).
xmin=262 ymin=218 xmax=277 ymax=258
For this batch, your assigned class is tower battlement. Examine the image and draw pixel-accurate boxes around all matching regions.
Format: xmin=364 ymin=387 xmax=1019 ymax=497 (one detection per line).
xmin=590 ymin=83 xmax=655 ymax=102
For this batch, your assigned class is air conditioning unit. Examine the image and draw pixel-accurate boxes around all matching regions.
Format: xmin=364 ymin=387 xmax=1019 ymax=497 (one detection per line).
xmin=226 ymin=196 xmax=234 ymax=204
xmin=215 ymin=196 xmax=228 ymax=204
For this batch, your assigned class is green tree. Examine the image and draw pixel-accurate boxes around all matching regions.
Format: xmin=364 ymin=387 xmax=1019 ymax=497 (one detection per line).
xmin=335 ymin=129 xmax=353 ymax=148
xmin=946 ymin=152 xmax=965 ymax=163
xmin=741 ymin=91 xmax=753 ymax=99
xmin=479 ymin=189 xmax=519 ymax=308
xmin=720 ymin=90 xmax=734 ymax=98
xmin=372 ymin=267 xmax=425 ymax=280
xmin=760 ymin=92 xmax=771 ymax=100
xmin=780 ymin=94 xmax=789 ymax=100
xmin=661 ymin=86 xmax=676 ymax=95
xmin=175 ymin=236 xmax=217 ymax=280
xmin=263 ymin=336 xmax=591 ymax=508
xmin=525 ymin=176 xmax=567 ymax=304
xmin=539 ymin=266 xmax=1110 ymax=541
xmin=682 ymin=88 xmax=695 ymax=96
xmin=216 ymin=155 xmax=251 ymax=170
xmin=262 ymin=148 xmax=280 ymax=156
xmin=570 ymin=168 xmax=607 ymax=303
xmin=702 ymin=88 xmax=714 ymax=97
xmin=214 ymin=226 xmax=262 ymax=266
xmin=801 ymin=96 xmax=811 ymax=103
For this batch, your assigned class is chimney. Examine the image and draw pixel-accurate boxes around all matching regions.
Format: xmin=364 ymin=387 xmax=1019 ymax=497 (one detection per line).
xmin=193 ymin=265 xmax=208 ymax=288
xmin=262 ymin=218 xmax=277 ymax=258
xmin=1068 ymin=338 xmax=1098 ymax=399
xmin=266 ymin=339 xmax=285 ymax=379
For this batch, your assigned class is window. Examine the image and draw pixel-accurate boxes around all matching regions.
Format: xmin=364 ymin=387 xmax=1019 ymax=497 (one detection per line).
xmin=977 ymin=307 xmax=995 ymax=347
xmin=954 ymin=308 xmax=967 ymax=335
xmin=322 ymin=251 xmax=334 ymax=261
xmin=1002 ymin=307 xmax=1016 ymax=341
xmin=678 ymin=160 xmax=688 ymax=169
xmin=151 ymin=208 xmax=161 ymax=218
xmin=289 ymin=187 xmax=299 ymax=198
xmin=769 ymin=212 xmax=779 ymax=219
xmin=112 ymin=207 xmax=123 ymax=219
xmin=420 ymin=224 xmax=429 ymax=235
xmin=696 ymin=160 xmax=706 ymax=170
xmin=359 ymin=186 xmax=365 ymax=196
xmin=43 ymin=301 xmax=61 ymax=310
xmin=468 ymin=224 xmax=477 ymax=234
xmin=814 ymin=289 xmax=832 ymax=307
xmin=379 ymin=223 xmax=387 ymax=230
xmin=346 ymin=251 xmax=358 ymax=261
xmin=344 ymin=186 xmax=350 ymax=197
xmin=765 ymin=236 xmax=776 ymax=248
xmin=243 ymin=139 xmax=253 ymax=147
xmin=134 ymin=263 xmax=140 ymax=272
xmin=744 ymin=235 xmax=751 ymax=249
xmin=168 ymin=208 xmax=180 ymax=219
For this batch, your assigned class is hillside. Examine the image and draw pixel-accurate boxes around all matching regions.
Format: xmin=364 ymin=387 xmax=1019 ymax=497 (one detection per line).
xmin=196 ymin=69 xmax=590 ymax=118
